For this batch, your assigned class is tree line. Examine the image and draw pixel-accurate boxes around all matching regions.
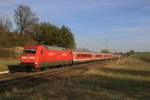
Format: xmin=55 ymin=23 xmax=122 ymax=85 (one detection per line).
xmin=0 ymin=4 xmax=76 ymax=49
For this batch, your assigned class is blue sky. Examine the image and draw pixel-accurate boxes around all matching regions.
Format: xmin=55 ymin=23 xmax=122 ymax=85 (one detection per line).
xmin=0 ymin=0 xmax=150 ymax=52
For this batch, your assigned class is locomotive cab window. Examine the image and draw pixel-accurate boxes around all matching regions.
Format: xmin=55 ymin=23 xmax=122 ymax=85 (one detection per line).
xmin=24 ymin=49 xmax=36 ymax=54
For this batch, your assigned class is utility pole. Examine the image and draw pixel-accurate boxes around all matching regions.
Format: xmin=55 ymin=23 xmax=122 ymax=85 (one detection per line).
xmin=104 ymin=39 xmax=109 ymax=49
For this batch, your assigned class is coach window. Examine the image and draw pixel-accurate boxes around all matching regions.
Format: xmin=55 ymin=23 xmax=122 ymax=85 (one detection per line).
xmin=41 ymin=50 xmax=43 ymax=54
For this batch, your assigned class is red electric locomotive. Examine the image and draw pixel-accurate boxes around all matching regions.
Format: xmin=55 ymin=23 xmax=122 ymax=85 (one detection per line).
xmin=20 ymin=45 xmax=119 ymax=71
xmin=21 ymin=45 xmax=73 ymax=71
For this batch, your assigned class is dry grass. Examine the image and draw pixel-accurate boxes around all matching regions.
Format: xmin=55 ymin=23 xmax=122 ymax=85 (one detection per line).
xmin=0 ymin=58 xmax=150 ymax=100
xmin=0 ymin=59 xmax=19 ymax=71
xmin=105 ymin=57 xmax=150 ymax=71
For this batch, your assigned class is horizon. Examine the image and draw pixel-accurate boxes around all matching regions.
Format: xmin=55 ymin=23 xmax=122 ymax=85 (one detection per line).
xmin=0 ymin=0 xmax=150 ymax=52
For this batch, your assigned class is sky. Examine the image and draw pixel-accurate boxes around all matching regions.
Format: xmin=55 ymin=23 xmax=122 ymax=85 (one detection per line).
xmin=0 ymin=0 xmax=150 ymax=52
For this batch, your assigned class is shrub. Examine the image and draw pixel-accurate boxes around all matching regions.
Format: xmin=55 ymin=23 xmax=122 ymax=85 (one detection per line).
xmin=0 ymin=47 xmax=16 ymax=58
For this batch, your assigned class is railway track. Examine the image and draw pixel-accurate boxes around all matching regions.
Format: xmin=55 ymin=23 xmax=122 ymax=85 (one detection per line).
xmin=0 ymin=61 xmax=107 ymax=91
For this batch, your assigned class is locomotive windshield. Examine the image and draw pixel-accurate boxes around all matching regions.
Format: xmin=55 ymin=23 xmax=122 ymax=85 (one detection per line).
xmin=24 ymin=49 xmax=36 ymax=54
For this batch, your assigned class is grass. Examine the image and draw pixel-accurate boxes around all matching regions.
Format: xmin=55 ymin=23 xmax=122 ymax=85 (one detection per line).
xmin=0 ymin=59 xmax=19 ymax=71
xmin=0 ymin=59 xmax=19 ymax=65
xmin=1 ymin=67 xmax=150 ymax=100
xmin=105 ymin=57 xmax=150 ymax=71
xmin=130 ymin=52 xmax=150 ymax=62
xmin=0 ymin=54 xmax=150 ymax=100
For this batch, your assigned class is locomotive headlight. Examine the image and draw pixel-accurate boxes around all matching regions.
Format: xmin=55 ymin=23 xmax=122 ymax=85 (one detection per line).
xmin=35 ymin=62 xmax=38 ymax=64
xmin=34 ymin=63 xmax=39 ymax=68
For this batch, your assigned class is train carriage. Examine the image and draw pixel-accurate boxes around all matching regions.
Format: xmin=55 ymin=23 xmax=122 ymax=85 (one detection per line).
xmin=72 ymin=51 xmax=94 ymax=63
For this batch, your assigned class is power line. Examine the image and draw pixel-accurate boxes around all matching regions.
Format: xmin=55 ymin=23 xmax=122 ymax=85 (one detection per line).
xmin=104 ymin=39 xmax=109 ymax=49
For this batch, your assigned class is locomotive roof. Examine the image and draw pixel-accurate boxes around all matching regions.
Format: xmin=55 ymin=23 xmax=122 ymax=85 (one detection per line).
xmin=44 ymin=45 xmax=66 ymax=51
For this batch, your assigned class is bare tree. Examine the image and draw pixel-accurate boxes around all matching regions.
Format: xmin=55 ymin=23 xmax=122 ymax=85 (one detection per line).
xmin=5 ymin=18 xmax=12 ymax=32
xmin=14 ymin=4 xmax=39 ymax=34
xmin=0 ymin=17 xmax=12 ymax=33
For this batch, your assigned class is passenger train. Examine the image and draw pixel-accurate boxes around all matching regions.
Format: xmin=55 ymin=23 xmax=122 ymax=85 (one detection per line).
xmin=20 ymin=45 xmax=119 ymax=71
